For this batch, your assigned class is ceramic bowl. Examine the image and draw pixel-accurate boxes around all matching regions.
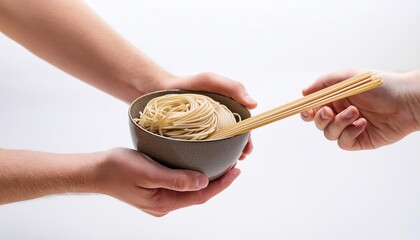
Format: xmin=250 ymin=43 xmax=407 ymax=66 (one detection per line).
xmin=128 ymin=90 xmax=251 ymax=180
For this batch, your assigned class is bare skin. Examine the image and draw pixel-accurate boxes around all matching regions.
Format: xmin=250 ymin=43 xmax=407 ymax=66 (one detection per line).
xmin=301 ymin=69 xmax=420 ymax=150
xmin=0 ymin=0 xmax=257 ymax=216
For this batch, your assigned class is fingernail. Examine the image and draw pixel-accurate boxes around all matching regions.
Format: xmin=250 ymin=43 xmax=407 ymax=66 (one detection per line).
xmin=301 ymin=111 xmax=308 ymax=118
xmin=343 ymin=108 xmax=354 ymax=119
xmin=196 ymin=174 xmax=208 ymax=189
xmin=321 ymin=108 xmax=328 ymax=120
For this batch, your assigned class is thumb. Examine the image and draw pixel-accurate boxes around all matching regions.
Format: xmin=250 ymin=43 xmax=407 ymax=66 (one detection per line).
xmin=303 ymin=68 xmax=361 ymax=96
xmin=180 ymin=72 xmax=258 ymax=109
xmin=151 ymin=168 xmax=209 ymax=192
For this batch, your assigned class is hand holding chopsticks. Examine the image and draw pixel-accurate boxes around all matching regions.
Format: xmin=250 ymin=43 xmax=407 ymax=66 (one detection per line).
xmin=209 ymin=72 xmax=383 ymax=140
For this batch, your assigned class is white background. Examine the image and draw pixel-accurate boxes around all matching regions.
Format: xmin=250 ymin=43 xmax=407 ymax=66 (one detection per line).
xmin=1 ymin=0 xmax=420 ymax=239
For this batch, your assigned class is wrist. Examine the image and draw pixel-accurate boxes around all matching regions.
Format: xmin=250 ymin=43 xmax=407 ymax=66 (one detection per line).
xmin=404 ymin=70 xmax=420 ymax=131
xmin=88 ymin=149 xmax=121 ymax=196
xmin=66 ymin=152 xmax=104 ymax=194
xmin=123 ymin=55 xmax=174 ymax=103
xmin=133 ymin=70 xmax=175 ymax=96
xmin=79 ymin=151 xmax=108 ymax=195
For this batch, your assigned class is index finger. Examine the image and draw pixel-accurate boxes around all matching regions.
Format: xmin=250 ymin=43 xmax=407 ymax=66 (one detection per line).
xmin=190 ymin=72 xmax=258 ymax=109
xmin=156 ymin=167 xmax=241 ymax=213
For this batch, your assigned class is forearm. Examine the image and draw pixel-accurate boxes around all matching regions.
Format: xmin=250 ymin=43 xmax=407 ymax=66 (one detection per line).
xmin=0 ymin=149 xmax=101 ymax=204
xmin=0 ymin=0 xmax=172 ymax=103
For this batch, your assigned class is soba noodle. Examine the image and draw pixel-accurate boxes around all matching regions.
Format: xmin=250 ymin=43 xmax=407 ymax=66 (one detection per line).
xmin=133 ymin=93 xmax=240 ymax=140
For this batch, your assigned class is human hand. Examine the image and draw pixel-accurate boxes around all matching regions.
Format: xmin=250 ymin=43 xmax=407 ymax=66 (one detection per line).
xmin=94 ymin=148 xmax=241 ymax=217
xmin=157 ymin=72 xmax=258 ymax=159
xmin=300 ymin=69 xmax=420 ymax=150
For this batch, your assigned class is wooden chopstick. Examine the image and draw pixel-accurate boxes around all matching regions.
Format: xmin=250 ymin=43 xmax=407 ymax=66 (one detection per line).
xmin=208 ymin=72 xmax=383 ymax=139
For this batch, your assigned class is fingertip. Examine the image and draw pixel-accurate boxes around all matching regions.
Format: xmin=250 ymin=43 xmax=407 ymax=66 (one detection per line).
xmin=301 ymin=109 xmax=314 ymax=121
xmin=242 ymin=138 xmax=253 ymax=154
xmin=320 ymin=107 xmax=333 ymax=120
xmin=220 ymin=78 xmax=257 ymax=109
xmin=239 ymin=137 xmax=253 ymax=160
xmin=301 ymin=87 xmax=310 ymax=96
xmin=228 ymin=86 xmax=257 ymax=109
xmin=217 ymin=167 xmax=241 ymax=185
xmin=352 ymin=118 xmax=367 ymax=128
xmin=244 ymin=94 xmax=257 ymax=109
xmin=337 ymin=118 xmax=367 ymax=150
xmin=227 ymin=168 xmax=241 ymax=180
xmin=315 ymin=107 xmax=335 ymax=132
xmin=192 ymin=168 xmax=241 ymax=204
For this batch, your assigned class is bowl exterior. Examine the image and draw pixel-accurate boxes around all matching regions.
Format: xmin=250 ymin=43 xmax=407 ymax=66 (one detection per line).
xmin=129 ymin=90 xmax=251 ymax=180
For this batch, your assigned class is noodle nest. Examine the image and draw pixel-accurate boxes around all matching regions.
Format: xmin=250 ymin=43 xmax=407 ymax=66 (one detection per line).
xmin=133 ymin=93 xmax=240 ymax=140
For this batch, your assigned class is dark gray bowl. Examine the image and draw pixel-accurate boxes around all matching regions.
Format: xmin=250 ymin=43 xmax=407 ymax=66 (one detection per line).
xmin=128 ymin=90 xmax=251 ymax=181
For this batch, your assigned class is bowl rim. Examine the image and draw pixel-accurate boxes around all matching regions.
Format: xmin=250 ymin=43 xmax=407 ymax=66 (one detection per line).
xmin=128 ymin=89 xmax=251 ymax=143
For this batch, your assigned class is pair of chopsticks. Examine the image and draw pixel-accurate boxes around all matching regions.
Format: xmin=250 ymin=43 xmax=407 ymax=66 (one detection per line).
xmin=208 ymin=72 xmax=383 ymax=140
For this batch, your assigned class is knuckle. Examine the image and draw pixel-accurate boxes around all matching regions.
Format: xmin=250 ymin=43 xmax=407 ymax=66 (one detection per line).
xmin=151 ymin=212 xmax=168 ymax=218
xmin=410 ymin=70 xmax=420 ymax=79
xmin=343 ymin=67 xmax=358 ymax=75
xmin=301 ymin=112 xmax=312 ymax=121
xmin=133 ymin=189 xmax=174 ymax=216
xmin=341 ymin=68 xmax=361 ymax=79
xmin=231 ymin=80 xmax=243 ymax=88
xmin=317 ymin=73 xmax=329 ymax=82
xmin=314 ymin=119 xmax=326 ymax=129
xmin=195 ymin=193 xmax=209 ymax=205
xmin=154 ymin=206 xmax=170 ymax=215
xmin=146 ymin=189 xmax=170 ymax=213
xmin=170 ymin=174 xmax=189 ymax=190
xmin=199 ymin=71 xmax=217 ymax=80
xmin=315 ymin=120 xmax=328 ymax=131
xmin=323 ymin=130 xmax=336 ymax=141
xmin=151 ymin=201 xmax=171 ymax=215
xmin=337 ymin=140 xmax=351 ymax=151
